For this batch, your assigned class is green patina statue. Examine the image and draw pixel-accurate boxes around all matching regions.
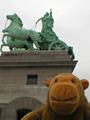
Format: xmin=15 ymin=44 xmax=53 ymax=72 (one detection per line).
xmin=36 ymin=9 xmax=58 ymax=42
xmin=0 ymin=10 xmax=75 ymax=59
xmin=1 ymin=13 xmax=41 ymax=51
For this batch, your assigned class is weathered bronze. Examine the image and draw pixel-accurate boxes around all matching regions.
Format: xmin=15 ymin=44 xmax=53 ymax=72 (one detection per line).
xmin=0 ymin=10 xmax=75 ymax=59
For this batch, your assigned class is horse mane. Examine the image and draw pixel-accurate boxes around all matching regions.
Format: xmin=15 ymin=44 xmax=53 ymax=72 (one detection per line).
xmin=18 ymin=17 xmax=23 ymax=26
xmin=14 ymin=13 xmax=23 ymax=26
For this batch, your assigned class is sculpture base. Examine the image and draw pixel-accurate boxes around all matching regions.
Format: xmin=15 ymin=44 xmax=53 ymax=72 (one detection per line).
xmin=0 ymin=50 xmax=77 ymax=120
xmin=0 ymin=50 xmax=77 ymax=85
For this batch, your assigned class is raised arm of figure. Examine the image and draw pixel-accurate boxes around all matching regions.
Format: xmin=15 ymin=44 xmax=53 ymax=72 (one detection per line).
xmin=36 ymin=17 xmax=43 ymax=24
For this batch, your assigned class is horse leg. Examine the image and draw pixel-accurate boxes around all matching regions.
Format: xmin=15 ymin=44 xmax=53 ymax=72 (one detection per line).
xmin=33 ymin=41 xmax=40 ymax=50
xmin=2 ymin=34 xmax=7 ymax=44
xmin=0 ymin=43 xmax=11 ymax=52
xmin=25 ymin=41 xmax=33 ymax=51
xmin=0 ymin=44 xmax=3 ymax=52
xmin=9 ymin=47 xmax=13 ymax=51
xmin=2 ymin=33 xmax=12 ymax=44
xmin=2 ymin=27 xmax=9 ymax=33
xmin=14 ymin=47 xmax=18 ymax=51
xmin=0 ymin=44 xmax=7 ymax=52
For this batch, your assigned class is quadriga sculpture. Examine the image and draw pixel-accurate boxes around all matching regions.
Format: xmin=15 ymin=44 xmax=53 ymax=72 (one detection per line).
xmin=0 ymin=12 xmax=75 ymax=59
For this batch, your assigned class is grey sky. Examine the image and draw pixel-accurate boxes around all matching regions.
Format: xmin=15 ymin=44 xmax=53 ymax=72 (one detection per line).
xmin=0 ymin=0 xmax=90 ymax=100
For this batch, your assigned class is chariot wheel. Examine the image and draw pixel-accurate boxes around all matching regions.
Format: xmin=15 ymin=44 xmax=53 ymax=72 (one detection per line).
xmin=48 ymin=40 xmax=68 ymax=51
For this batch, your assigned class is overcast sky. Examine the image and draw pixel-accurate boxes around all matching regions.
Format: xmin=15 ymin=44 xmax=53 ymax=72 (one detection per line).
xmin=0 ymin=0 xmax=90 ymax=100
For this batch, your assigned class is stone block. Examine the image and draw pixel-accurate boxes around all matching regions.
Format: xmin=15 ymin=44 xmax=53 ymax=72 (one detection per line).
xmin=0 ymin=50 xmax=77 ymax=120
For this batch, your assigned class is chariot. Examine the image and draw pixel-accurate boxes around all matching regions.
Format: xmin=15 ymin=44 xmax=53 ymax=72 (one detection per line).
xmin=37 ymin=35 xmax=68 ymax=51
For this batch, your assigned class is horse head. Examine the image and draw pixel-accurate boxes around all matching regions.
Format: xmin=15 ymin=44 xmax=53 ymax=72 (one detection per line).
xmin=6 ymin=13 xmax=23 ymax=27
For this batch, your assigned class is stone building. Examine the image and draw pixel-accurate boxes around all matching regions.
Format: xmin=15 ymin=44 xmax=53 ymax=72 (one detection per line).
xmin=0 ymin=50 xmax=77 ymax=120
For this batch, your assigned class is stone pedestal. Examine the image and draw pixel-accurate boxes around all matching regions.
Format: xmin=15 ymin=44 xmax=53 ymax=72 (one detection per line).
xmin=0 ymin=50 xmax=77 ymax=120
